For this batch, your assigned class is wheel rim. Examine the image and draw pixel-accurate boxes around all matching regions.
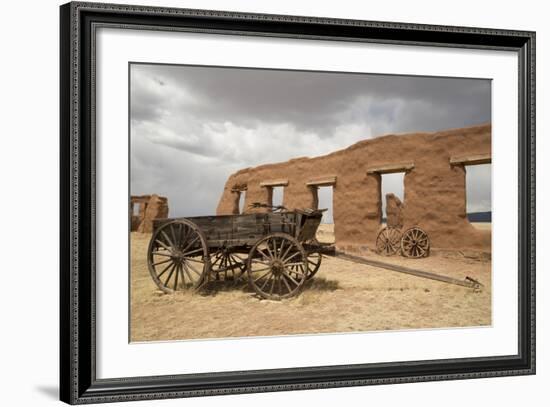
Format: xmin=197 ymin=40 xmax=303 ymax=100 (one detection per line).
xmin=401 ymin=227 xmax=430 ymax=258
xmin=376 ymin=227 xmax=401 ymax=256
xmin=147 ymin=220 xmax=210 ymax=293
xmin=306 ymin=252 xmax=322 ymax=279
xmin=210 ymin=249 xmax=246 ymax=283
xmin=247 ymin=233 xmax=307 ymax=300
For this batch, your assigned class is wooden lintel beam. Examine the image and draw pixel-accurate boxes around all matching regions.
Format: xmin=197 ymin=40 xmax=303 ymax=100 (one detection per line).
xmin=231 ymin=187 xmax=248 ymax=192
xmin=306 ymin=176 xmax=337 ymax=187
xmin=449 ymin=154 xmax=491 ymax=166
xmin=260 ymin=179 xmax=289 ymax=187
xmin=366 ymin=162 xmax=415 ymax=174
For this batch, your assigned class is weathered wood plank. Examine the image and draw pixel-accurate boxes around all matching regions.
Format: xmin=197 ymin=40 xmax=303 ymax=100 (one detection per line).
xmin=260 ymin=179 xmax=289 ymax=187
xmin=333 ymin=251 xmax=482 ymax=290
xmin=306 ymin=175 xmax=337 ymax=186
xmin=449 ymin=154 xmax=491 ymax=166
xmin=366 ymin=162 xmax=415 ymax=174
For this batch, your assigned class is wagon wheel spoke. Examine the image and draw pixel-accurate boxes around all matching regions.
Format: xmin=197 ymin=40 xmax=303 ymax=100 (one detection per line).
xmin=282 ymin=250 xmax=301 ymax=263
xmin=160 ymin=230 xmax=175 ymax=249
xmin=265 ymin=243 xmax=275 ymax=259
xmin=257 ymin=248 xmax=272 ymax=262
xmin=156 ymin=261 xmax=175 ymax=280
xmin=164 ymin=263 xmax=176 ymax=287
xmin=151 ymin=250 xmax=171 ymax=257
xmin=231 ymin=253 xmax=247 ymax=263
xmin=181 ymin=247 xmax=204 ymax=257
xmin=281 ymin=274 xmax=293 ymax=293
xmin=259 ymin=274 xmax=273 ymax=291
xmin=151 ymin=258 xmax=172 ymax=267
xmin=282 ymin=270 xmax=300 ymax=287
xmin=269 ymin=277 xmax=276 ymax=296
xmin=253 ymin=269 xmax=273 ymax=283
xmin=185 ymin=260 xmax=204 ymax=276
xmin=230 ymin=254 xmax=246 ymax=280
xmin=182 ymin=262 xmax=197 ymax=285
xmin=170 ymin=224 xmax=178 ymax=249
xmin=280 ymin=242 xmax=293 ymax=261
xmin=173 ymin=263 xmax=180 ymax=290
xmin=210 ymin=252 xmax=223 ymax=268
xmin=180 ymin=235 xmax=200 ymax=255
xmin=251 ymin=258 xmax=270 ymax=266
xmin=155 ymin=239 xmax=173 ymax=252
xmin=175 ymin=223 xmax=187 ymax=250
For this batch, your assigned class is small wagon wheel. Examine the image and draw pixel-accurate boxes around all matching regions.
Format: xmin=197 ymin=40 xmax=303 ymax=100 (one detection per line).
xmin=210 ymin=249 xmax=247 ymax=283
xmin=147 ymin=219 xmax=210 ymax=293
xmin=247 ymin=233 xmax=308 ymax=300
xmin=375 ymin=227 xmax=402 ymax=256
xmin=400 ymin=227 xmax=430 ymax=258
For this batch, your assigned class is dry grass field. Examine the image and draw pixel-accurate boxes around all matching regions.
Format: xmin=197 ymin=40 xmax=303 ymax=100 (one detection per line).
xmin=130 ymin=225 xmax=491 ymax=342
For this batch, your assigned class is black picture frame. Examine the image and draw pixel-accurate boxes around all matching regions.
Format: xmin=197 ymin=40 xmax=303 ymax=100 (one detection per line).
xmin=60 ymin=1 xmax=536 ymax=404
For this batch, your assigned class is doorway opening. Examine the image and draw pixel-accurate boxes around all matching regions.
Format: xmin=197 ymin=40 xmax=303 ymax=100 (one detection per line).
xmin=465 ymin=163 xmax=492 ymax=226
xmin=315 ymin=186 xmax=334 ymax=224
xmin=313 ymin=185 xmax=334 ymax=244
xmin=238 ymin=190 xmax=247 ymax=214
xmin=271 ymin=186 xmax=284 ymax=209
xmin=380 ymin=172 xmax=405 ymax=224
xmin=131 ymin=203 xmax=140 ymax=216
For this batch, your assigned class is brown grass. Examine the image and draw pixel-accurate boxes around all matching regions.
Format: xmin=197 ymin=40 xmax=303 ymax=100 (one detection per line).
xmin=130 ymin=228 xmax=491 ymax=342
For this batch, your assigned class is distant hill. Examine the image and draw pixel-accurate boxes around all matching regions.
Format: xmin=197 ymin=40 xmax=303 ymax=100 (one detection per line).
xmin=467 ymin=211 xmax=492 ymax=222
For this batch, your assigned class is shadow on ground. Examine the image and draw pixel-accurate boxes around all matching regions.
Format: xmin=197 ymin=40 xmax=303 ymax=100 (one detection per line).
xmin=303 ymin=277 xmax=340 ymax=291
xmin=198 ymin=276 xmax=341 ymax=297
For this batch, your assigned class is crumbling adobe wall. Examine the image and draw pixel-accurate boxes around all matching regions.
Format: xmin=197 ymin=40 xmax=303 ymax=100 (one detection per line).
xmin=216 ymin=124 xmax=491 ymax=252
xmin=130 ymin=194 xmax=169 ymax=233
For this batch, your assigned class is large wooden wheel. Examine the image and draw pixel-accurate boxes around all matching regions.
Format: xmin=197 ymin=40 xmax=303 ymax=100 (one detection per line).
xmin=210 ymin=249 xmax=246 ymax=283
xmin=147 ymin=219 xmax=210 ymax=293
xmin=247 ymin=233 xmax=308 ymax=300
xmin=375 ymin=227 xmax=402 ymax=256
xmin=401 ymin=227 xmax=430 ymax=258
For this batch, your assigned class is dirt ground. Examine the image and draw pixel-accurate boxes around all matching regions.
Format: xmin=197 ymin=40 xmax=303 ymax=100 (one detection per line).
xmin=130 ymin=224 xmax=491 ymax=342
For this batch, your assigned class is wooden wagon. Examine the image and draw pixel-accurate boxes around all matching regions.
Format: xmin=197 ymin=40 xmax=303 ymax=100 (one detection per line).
xmin=147 ymin=207 xmax=327 ymax=300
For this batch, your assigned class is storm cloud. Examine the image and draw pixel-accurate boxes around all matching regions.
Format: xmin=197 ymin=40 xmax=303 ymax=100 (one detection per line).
xmin=130 ymin=63 xmax=491 ymax=220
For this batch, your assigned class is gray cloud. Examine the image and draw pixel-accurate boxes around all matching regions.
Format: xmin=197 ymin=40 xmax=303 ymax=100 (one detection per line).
xmin=130 ymin=63 xmax=491 ymax=219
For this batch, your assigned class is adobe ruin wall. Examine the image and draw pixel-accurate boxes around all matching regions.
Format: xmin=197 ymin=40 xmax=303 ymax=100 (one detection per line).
xmin=216 ymin=124 xmax=491 ymax=253
xmin=131 ymin=194 xmax=169 ymax=233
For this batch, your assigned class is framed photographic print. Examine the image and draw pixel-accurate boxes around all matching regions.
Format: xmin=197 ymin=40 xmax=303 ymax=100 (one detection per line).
xmin=60 ymin=1 xmax=536 ymax=404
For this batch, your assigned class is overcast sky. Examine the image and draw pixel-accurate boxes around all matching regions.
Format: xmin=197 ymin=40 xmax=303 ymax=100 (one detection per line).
xmin=130 ymin=63 xmax=491 ymax=222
